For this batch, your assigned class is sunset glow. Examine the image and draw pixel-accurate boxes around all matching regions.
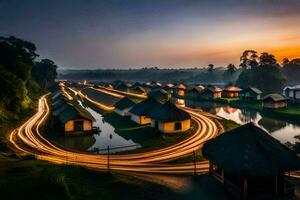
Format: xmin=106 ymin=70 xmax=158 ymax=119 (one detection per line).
xmin=1 ymin=0 xmax=299 ymax=68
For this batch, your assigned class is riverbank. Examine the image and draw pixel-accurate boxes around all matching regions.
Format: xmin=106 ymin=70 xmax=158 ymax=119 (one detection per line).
xmin=187 ymin=98 xmax=300 ymax=125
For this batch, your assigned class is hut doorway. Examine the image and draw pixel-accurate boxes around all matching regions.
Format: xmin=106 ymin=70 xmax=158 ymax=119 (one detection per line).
xmin=175 ymin=122 xmax=182 ymax=130
xmin=74 ymin=120 xmax=84 ymax=131
xmin=154 ymin=121 xmax=159 ymax=129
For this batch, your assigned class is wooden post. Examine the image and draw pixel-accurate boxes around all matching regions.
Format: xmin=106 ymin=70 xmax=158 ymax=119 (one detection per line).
xmin=243 ymin=178 xmax=248 ymax=200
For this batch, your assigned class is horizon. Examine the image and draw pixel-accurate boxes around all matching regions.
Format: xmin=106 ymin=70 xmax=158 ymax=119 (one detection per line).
xmin=1 ymin=0 xmax=300 ymax=69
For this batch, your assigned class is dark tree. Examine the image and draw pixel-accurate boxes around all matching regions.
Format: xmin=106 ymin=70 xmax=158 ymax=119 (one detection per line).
xmin=223 ymin=63 xmax=238 ymax=83
xmin=259 ymin=52 xmax=277 ymax=66
xmin=239 ymin=50 xmax=258 ymax=69
xmin=32 ymin=59 xmax=58 ymax=91
xmin=0 ymin=36 xmax=38 ymax=82
xmin=282 ymin=58 xmax=300 ymax=84
xmin=237 ymin=51 xmax=286 ymax=93
xmin=208 ymin=64 xmax=214 ymax=72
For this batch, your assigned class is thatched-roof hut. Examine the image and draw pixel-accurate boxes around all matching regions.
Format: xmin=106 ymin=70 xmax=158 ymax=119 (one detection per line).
xmin=148 ymin=88 xmax=170 ymax=103
xmin=52 ymin=92 xmax=95 ymax=136
xmin=80 ymin=87 xmax=121 ymax=107
xmin=114 ymin=97 xmax=135 ymax=116
xmin=222 ymin=86 xmax=242 ymax=98
xmin=239 ymin=87 xmax=262 ymax=102
xmin=174 ymin=84 xmax=186 ymax=96
xmin=186 ymin=85 xmax=205 ymax=100
xmin=130 ymin=86 xmax=147 ymax=95
xmin=147 ymin=101 xmax=191 ymax=133
xmin=283 ymin=85 xmax=300 ymax=104
xmin=203 ymin=123 xmax=300 ymax=199
xmin=200 ymin=86 xmax=222 ymax=100
xmin=129 ymin=97 xmax=162 ymax=124
xmin=262 ymin=93 xmax=288 ymax=109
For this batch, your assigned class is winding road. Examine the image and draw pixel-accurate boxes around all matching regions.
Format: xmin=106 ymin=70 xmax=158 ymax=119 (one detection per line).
xmin=9 ymin=87 xmax=222 ymax=174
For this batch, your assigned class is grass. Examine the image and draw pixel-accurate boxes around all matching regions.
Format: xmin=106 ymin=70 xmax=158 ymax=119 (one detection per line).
xmin=0 ymin=152 xmax=181 ymax=200
xmin=221 ymin=119 xmax=240 ymax=131
xmin=102 ymin=111 xmax=198 ymax=154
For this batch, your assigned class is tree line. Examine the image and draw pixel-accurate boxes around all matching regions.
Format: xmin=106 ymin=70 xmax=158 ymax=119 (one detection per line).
xmin=0 ymin=36 xmax=58 ymax=123
xmin=218 ymin=50 xmax=300 ymax=93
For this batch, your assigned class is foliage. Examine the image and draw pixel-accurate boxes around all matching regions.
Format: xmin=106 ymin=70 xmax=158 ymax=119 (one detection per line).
xmin=207 ymin=64 xmax=214 ymax=72
xmin=222 ymin=63 xmax=238 ymax=83
xmin=282 ymin=58 xmax=300 ymax=84
xmin=239 ymin=50 xmax=258 ymax=69
xmin=0 ymin=35 xmax=58 ymax=123
xmin=32 ymin=59 xmax=58 ymax=91
xmin=237 ymin=51 xmax=286 ymax=93
xmin=0 ymin=69 xmax=28 ymax=112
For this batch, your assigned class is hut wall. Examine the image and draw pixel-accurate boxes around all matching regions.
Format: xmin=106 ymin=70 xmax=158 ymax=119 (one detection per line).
xmin=64 ymin=119 xmax=92 ymax=132
xmin=65 ymin=120 xmax=74 ymax=132
xmin=240 ymin=92 xmax=260 ymax=101
xmin=83 ymin=120 xmax=92 ymax=131
xmin=151 ymin=119 xmax=190 ymax=133
xmin=130 ymin=113 xmax=151 ymax=124
xmin=140 ymin=116 xmax=151 ymax=124
xmin=223 ymin=91 xmax=239 ymax=98
xmin=115 ymin=108 xmax=132 ymax=116
xmin=130 ymin=113 xmax=141 ymax=124
xmin=263 ymin=100 xmax=287 ymax=109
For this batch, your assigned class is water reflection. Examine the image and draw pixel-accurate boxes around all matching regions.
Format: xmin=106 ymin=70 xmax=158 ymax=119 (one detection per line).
xmin=55 ymin=99 xmax=141 ymax=154
xmin=185 ymin=99 xmax=300 ymax=144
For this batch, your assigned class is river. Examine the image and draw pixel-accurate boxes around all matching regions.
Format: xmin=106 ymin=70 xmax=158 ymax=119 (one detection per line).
xmin=185 ymin=100 xmax=300 ymax=145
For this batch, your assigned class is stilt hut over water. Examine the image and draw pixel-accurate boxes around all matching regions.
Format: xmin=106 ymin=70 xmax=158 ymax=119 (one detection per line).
xmin=202 ymin=123 xmax=300 ymax=200
xmin=222 ymin=86 xmax=242 ymax=98
xmin=146 ymin=101 xmax=191 ymax=133
xmin=52 ymin=92 xmax=96 ymax=136
xmin=262 ymin=93 xmax=288 ymax=109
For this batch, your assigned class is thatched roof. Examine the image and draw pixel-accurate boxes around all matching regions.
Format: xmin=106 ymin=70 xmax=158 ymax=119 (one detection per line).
xmin=51 ymin=93 xmax=95 ymax=123
xmin=115 ymin=97 xmax=135 ymax=110
xmin=262 ymin=93 xmax=288 ymax=102
xmin=241 ymin=87 xmax=262 ymax=95
xmin=132 ymin=86 xmax=146 ymax=93
xmin=81 ymin=87 xmax=121 ymax=106
xmin=188 ymin=86 xmax=205 ymax=93
xmin=57 ymin=103 xmax=95 ymax=123
xmin=203 ymin=86 xmax=222 ymax=93
xmin=164 ymin=83 xmax=174 ymax=88
xmin=115 ymin=82 xmax=129 ymax=90
xmin=176 ymin=84 xmax=186 ymax=90
xmin=129 ymin=97 xmax=161 ymax=116
xmin=146 ymin=101 xmax=191 ymax=122
xmin=203 ymin=123 xmax=300 ymax=179
xmin=148 ymin=88 xmax=168 ymax=96
xmin=224 ymin=86 xmax=242 ymax=92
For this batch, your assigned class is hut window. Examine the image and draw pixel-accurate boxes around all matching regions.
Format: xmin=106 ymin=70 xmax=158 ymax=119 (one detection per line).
xmin=175 ymin=122 xmax=182 ymax=130
xmin=74 ymin=120 xmax=84 ymax=131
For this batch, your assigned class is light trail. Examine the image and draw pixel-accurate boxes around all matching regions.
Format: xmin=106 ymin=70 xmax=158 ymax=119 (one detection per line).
xmin=9 ymin=91 xmax=220 ymax=174
xmin=98 ymin=85 xmax=147 ymax=99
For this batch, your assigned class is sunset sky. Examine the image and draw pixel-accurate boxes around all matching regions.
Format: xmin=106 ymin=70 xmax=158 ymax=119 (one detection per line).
xmin=1 ymin=0 xmax=300 ymax=69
